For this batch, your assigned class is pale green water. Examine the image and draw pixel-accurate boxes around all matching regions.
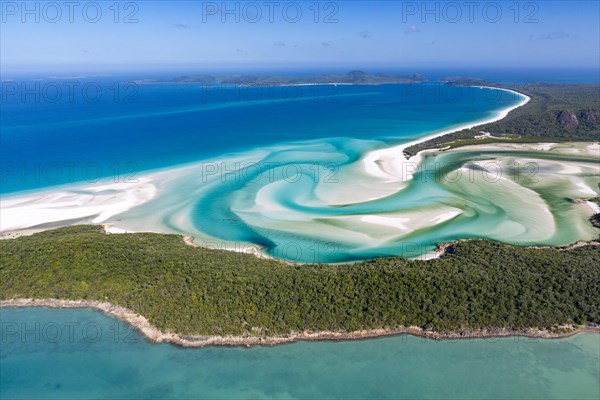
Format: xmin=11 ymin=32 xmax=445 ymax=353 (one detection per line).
xmin=1 ymin=308 xmax=599 ymax=399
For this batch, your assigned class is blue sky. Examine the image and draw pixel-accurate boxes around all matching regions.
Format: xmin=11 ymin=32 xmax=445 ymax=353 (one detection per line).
xmin=1 ymin=0 xmax=599 ymax=72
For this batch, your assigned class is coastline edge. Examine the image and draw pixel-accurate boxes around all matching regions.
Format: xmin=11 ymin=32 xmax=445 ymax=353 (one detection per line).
xmin=1 ymin=298 xmax=598 ymax=348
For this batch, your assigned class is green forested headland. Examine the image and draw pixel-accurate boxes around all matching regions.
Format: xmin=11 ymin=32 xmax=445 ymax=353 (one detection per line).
xmin=404 ymin=83 xmax=600 ymax=156
xmin=1 ymin=226 xmax=598 ymax=336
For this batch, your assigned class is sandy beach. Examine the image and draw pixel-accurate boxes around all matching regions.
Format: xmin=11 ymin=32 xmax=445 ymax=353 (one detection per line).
xmin=360 ymin=87 xmax=531 ymax=184
xmin=0 ymin=179 xmax=157 ymax=233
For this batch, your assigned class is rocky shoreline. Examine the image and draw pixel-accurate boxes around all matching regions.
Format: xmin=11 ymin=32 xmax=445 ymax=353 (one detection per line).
xmin=1 ymin=299 xmax=597 ymax=348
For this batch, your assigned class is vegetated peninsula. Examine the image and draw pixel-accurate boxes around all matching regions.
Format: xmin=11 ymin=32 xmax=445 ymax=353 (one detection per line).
xmin=134 ymin=70 xmax=428 ymax=86
xmin=404 ymin=81 xmax=600 ymax=156
xmin=1 ymin=225 xmax=599 ymax=347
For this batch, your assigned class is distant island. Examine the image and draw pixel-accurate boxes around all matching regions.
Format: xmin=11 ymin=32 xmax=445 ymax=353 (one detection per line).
xmin=134 ymin=70 xmax=428 ymax=86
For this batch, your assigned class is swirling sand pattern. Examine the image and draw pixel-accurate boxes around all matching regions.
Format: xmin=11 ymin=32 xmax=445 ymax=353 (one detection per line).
xmin=1 ymin=86 xmax=598 ymax=262
xmin=1 ymin=141 xmax=598 ymax=263
xmin=98 ymin=141 xmax=598 ymax=263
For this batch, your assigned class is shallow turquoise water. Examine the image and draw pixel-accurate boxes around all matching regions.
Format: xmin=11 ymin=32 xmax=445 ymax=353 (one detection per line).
xmin=1 ymin=308 xmax=598 ymax=399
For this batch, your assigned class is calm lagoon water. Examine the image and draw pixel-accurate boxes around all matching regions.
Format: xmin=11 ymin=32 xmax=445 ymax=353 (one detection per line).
xmin=1 ymin=308 xmax=598 ymax=399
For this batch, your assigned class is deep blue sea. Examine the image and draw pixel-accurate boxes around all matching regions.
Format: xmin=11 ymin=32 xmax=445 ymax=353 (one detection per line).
xmin=1 ymin=79 xmax=522 ymax=193
xmin=4 ymin=67 xmax=596 ymax=194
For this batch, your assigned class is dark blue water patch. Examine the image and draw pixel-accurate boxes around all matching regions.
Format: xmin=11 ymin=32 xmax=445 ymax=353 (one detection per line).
xmin=1 ymin=82 xmax=520 ymax=194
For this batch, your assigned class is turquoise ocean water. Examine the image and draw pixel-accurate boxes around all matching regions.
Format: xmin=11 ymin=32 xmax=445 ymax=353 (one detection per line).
xmin=1 ymin=308 xmax=598 ymax=399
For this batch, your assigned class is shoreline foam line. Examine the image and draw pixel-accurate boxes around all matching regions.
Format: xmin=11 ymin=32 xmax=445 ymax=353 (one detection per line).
xmin=1 ymin=299 xmax=598 ymax=348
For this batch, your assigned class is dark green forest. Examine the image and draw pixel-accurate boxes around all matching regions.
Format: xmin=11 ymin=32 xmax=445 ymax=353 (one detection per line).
xmin=1 ymin=226 xmax=598 ymax=336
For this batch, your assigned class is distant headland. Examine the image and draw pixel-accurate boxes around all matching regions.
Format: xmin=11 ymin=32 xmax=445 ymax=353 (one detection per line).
xmin=134 ymin=70 xmax=429 ymax=86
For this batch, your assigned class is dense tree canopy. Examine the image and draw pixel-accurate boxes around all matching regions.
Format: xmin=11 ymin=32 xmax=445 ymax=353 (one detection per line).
xmin=1 ymin=226 xmax=598 ymax=336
